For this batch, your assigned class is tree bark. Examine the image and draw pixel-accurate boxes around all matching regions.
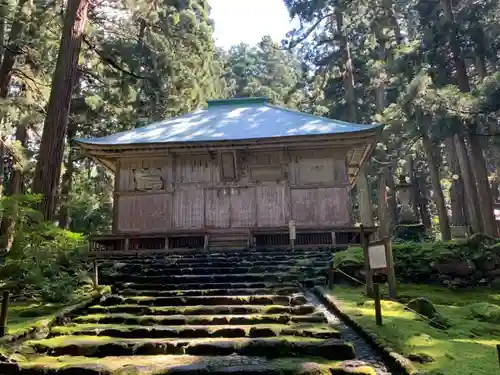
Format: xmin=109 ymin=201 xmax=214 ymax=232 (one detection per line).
xmin=335 ymin=5 xmax=373 ymax=226
xmin=0 ymin=124 xmax=28 ymax=252
xmin=416 ymin=175 xmax=432 ymax=229
xmin=421 ymin=134 xmax=451 ymax=241
xmin=0 ymin=137 xmax=4 ymax=198
xmin=467 ymin=133 xmax=497 ymax=235
xmin=0 ymin=0 xmax=29 ymax=97
xmin=0 ymin=0 xmax=7 ymax=63
xmin=454 ymin=134 xmax=483 ymax=233
xmin=445 ymin=137 xmax=468 ymax=227
xmin=441 ymin=0 xmax=496 ymax=236
xmin=57 ymin=122 xmax=76 ymax=229
xmin=32 ymin=0 xmax=89 ymax=220
xmin=385 ymin=167 xmax=398 ymax=229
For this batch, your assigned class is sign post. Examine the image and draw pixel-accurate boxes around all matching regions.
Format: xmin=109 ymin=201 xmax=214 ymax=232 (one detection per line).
xmin=289 ymin=220 xmax=296 ymax=251
xmin=367 ymin=239 xmax=389 ymax=326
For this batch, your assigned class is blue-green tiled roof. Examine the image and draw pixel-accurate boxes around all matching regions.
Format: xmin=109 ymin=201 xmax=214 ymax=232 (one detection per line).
xmin=76 ymin=97 xmax=380 ymax=146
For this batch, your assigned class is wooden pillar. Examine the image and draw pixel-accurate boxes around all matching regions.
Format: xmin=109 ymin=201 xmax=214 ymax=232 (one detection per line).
xmin=112 ymin=160 xmax=121 ymax=234
xmin=360 ymin=225 xmax=374 ymax=297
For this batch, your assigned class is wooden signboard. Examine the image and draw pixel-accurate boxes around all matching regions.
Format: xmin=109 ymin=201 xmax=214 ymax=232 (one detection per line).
xmin=133 ymin=168 xmax=164 ymax=191
xmin=368 ymin=240 xmax=387 ymax=271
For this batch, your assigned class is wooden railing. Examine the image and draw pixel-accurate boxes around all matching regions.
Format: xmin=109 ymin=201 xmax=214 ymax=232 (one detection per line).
xmin=88 ymin=226 xmax=378 ymax=256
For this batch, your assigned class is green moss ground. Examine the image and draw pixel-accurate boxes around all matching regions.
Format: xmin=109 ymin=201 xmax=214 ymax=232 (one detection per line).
xmin=329 ymin=285 xmax=500 ymax=375
xmin=1 ymin=286 xmax=110 ymax=337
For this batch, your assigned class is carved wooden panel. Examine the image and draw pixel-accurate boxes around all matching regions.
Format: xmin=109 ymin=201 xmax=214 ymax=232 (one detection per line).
xmin=204 ymin=188 xmax=230 ymax=228
xmin=117 ymin=194 xmax=171 ymax=233
xmin=256 ymin=185 xmax=288 ymax=227
xmin=173 ymin=187 xmax=204 ymax=229
xmin=133 ymin=168 xmax=164 ymax=191
xmin=231 ymin=187 xmax=256 ymax=227
xmin=118 ymin=158 xmax=169 ymax=191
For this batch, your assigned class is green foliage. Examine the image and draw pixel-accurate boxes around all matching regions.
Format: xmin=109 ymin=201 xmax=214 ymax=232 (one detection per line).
xmin=334 ymin=236 xmax=500 ymax=283
xmin=0 ymin=194 xmax=91 ymax=303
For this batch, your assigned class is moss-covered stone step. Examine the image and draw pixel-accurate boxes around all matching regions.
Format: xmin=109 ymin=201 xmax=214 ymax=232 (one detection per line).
xmin=108 ymin=265 xmax=327 ymax=277
xmin=119 ymin=287 xmax=301 ymax=297
xmin=85 ymin=303 xmax=318 ymax=316
xmin=100 ymin=294 xmax=309 ymax=307
xmin=100 ymin=256 xmax=330 ymax=269
xmin=74 ymin=313 xmax=327 ymax=326
xmin=103 ymin=259 xmax=328 ymax=271
xmin=102 ymin=273 xmax=324 ymax=285
xmin=26 ymin=336 xmax=356 ymax=360
xmin=117 ymin=281 xmax=297 ymax=291
xmin=50 ymin=323 xmax=341 ymax=340
xmin=12 ymin=355 xmax=377 ymax=375
xmin=100 ymin=251 xmax=331 ymax=262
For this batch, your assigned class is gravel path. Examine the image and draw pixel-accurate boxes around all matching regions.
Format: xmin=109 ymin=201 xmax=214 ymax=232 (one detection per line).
xmin=304 ymin=290 xmax=395 ymax=375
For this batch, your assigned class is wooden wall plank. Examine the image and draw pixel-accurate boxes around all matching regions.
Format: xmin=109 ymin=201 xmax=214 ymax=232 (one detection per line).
xmin=231 ymin=187 xmax=256 ymax=227
xmin=256 ymin=185 xmax=288 ymax=227
xmin=173 ymin=187 xmax=204 ymax=229
xmin=291 ymin=188 xmax=318 ymax=226
xmin=117 ymin=193 xmax=171 ymax=233
xmin=205 ymin=188 xmax=230 ymax=228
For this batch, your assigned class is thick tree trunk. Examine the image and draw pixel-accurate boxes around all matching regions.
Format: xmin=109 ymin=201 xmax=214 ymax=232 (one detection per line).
xmin=0 ymin=137 xmax=4 ymax=198
xmin=0 ymin=0 xmax=29 ymax=97
xmin=335 ymin=6 xmax=372 ymax=226
xmin=441 ymin=0 xmax=496 ymax=236
xmin=406 ymin=156 xmax=421 ymax=221
xmin=454 ymin=134 xmax=483 ymax=233
xmin=467 ymin=132 xmax=497 ymax=235
xmin=445 ymin=137 xmax=468 ymax=227
xmin=0 ymin=0 xmax=7 ymax=62
xmin=416 ymin=175 xmax=432 ymax=229
xmin=57 ymin=122 xmax=76 ymax=229
xmin=32 ymin=0 xmax=89 ymax=221
xmin=421 ymin=134 xmax=451 ymax=241
xmin=0 ymin=124 xmax=28 ymax=252
xmin=385 ymin=167 xmax=398 ymax=229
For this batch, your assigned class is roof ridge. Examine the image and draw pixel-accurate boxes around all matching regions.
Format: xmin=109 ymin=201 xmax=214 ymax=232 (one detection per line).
xmin=265 ymin=103 xmax=376 ymax=127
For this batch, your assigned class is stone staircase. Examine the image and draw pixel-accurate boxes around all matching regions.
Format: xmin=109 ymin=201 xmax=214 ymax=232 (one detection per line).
xmin=13 ymin=248 xmax=380 ymax=374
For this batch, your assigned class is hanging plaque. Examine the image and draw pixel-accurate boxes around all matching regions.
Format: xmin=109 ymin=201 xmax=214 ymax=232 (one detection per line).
xmin=133 ymin=168 xmax=164 ymax=191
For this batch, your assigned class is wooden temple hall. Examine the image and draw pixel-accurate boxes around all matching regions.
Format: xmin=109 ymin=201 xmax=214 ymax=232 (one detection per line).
xmin=76 ymin=97 xmax=381 ymax=254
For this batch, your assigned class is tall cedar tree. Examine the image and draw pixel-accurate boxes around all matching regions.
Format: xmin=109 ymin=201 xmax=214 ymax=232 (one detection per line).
xmin=32 ymin=0 xmax=89 ymax=220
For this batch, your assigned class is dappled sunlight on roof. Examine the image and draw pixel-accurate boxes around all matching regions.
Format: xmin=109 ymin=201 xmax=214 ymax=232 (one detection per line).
xmin=76 ymin=98 xmax=380 ymax=146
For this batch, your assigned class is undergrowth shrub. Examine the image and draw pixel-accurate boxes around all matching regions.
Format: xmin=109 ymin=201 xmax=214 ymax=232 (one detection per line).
xmin=333 ymin=234 xmax=500 ymax=284
xmin=0 ymin=194 xmax=92 ymax=302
